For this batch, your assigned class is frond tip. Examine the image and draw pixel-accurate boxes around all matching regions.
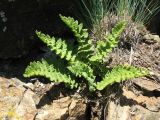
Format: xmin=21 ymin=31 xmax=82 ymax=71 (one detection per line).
xmin=96 ymin=65 xmax=149 ymax=90
xmin=60 ymin=14 xmax=89 ymax=40
xmin=24 ymin=59 xmax=78 ymax=89
xmin=89 ymin=21 xmax=126 ymax=63
xmin=60 ymin=15 xmax=94 ymax=60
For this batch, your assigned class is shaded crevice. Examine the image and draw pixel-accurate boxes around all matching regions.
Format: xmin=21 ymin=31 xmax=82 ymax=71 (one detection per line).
xmin=133 ymin=83 xmax=160 ymax=97
xmin=147 ymin=11 xmax=160 ymax=35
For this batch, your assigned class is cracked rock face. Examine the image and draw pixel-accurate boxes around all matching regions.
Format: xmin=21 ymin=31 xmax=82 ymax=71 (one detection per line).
xmin=106 ymin=101 xmax=160 ymax=120
xmin=106 ymin=78 xmax=160 ymax=120
xmin=35 ymin=97 xmax=87 ymax=120
xmin=0 ymin=77 xmax=87 ymax=120
xmin=0 ymin=77 xmax=37 ymax=120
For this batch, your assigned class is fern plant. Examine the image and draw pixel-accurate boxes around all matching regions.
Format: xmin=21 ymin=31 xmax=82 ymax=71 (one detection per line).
xmin=24 ymin=15 xmax=149 ymax=91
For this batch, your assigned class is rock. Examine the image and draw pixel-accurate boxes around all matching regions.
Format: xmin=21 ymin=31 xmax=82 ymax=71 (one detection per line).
xmin=23 ymin=83 xmax=35 ymax=90
xmin=143 ymin=34 xmax=160 ymax=43
xmin=0 ymin=77 xmax=37 ymax=120
xmin=132 ymin=78 xmax=160 ymax=92
xmin=123 ymin=87 xmax=160 ymax=112
xmin=131 ymin=105 xmax=160 ymax=120
xmin=36 ymin=97 xmax=87 ymax=120
xmin=16 ymin=89 xmax=37 ymax=120
xmin=106 ymin=88 xmax=160 ymax=120
xmin=106 ymin=101 xmax=130 ymax=120
xmin=0 ymin=77 xmax=87 ymax=120
xmin=69 ymin=98 xmax=87 ymax=119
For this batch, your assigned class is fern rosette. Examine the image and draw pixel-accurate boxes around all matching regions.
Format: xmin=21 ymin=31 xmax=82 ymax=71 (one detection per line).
xmin=24 ymin=15 xmax=149 ymax=91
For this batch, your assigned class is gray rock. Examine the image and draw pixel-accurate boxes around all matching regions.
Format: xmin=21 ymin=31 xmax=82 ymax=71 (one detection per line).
xmin=106 ymin=101 xmax=130 ymax=120
xmin=0 ymin=77 xmax=37 ymax=120
xmin=143 ymin=34 xmax=160 ymax=42
xmin=105 ymin=84 xmax=160 ymax=120
xmin=36 ymin=97 xmax=87 ymax=120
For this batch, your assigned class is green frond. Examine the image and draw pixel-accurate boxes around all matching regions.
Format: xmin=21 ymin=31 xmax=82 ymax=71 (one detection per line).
xmin=89 ymin=21 xmax=126 ymax=63
xmin=36 ymin=31 xmax=76 ymax=62
xmin=24 ymin=59 xmax=78 ymax=89
xmin=96 ymin=65 xmax=149 ymax=90
xmin=60 ymin=15 xmax=94 ymax=60
xmin=67 ymin=60 xmax=96 ymax=91
xmin=60 ymin=15 xmax=89 ymax=40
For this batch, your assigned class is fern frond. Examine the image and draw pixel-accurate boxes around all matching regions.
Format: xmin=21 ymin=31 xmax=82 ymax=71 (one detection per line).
xmin=36 ymin=31 xmax=76 ymax=62
xmin=24 ymin=59 xmax=78 ymax=89
xmin=60 ymin=15 xmax=94 ymax=60
xmin=89 ymin=21 xmax=126 ymax=63
xmin=96 ymin=65 xmax=149 ymax=90
xmin=60 ymin=15 xmax=89 ymax=40
xmin=67 ymin=60 xmax=96 ymax=91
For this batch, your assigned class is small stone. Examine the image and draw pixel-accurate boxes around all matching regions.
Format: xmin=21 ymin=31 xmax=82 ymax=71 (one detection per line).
xmin=153 ymin=35 xmax=160 ymax=42
xmin=143 ymin=34 xmax=160 ymax=42
xmin=16 ymin=89 xmax=37 ymax=120
xmin=69 ymin=99 xmax=86 ymax=119
xmin=2 ymin=17 xmax=7 ymax=22
xmin=23 ymin=83 xmax=34 ymax=90
xmin=2 ymin=26 xmax=7 ymax=32
xmin=0 ymin=11 xmax=5 ymax=17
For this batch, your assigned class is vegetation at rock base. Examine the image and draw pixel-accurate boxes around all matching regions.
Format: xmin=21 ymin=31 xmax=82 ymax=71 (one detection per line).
xmin=74 ymin=0 xmax=160 ymax=44
xmin=24 ymin=15 xmax=149 ymax=91
xmin=74 ymin=0 xmax=160 ymax=27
